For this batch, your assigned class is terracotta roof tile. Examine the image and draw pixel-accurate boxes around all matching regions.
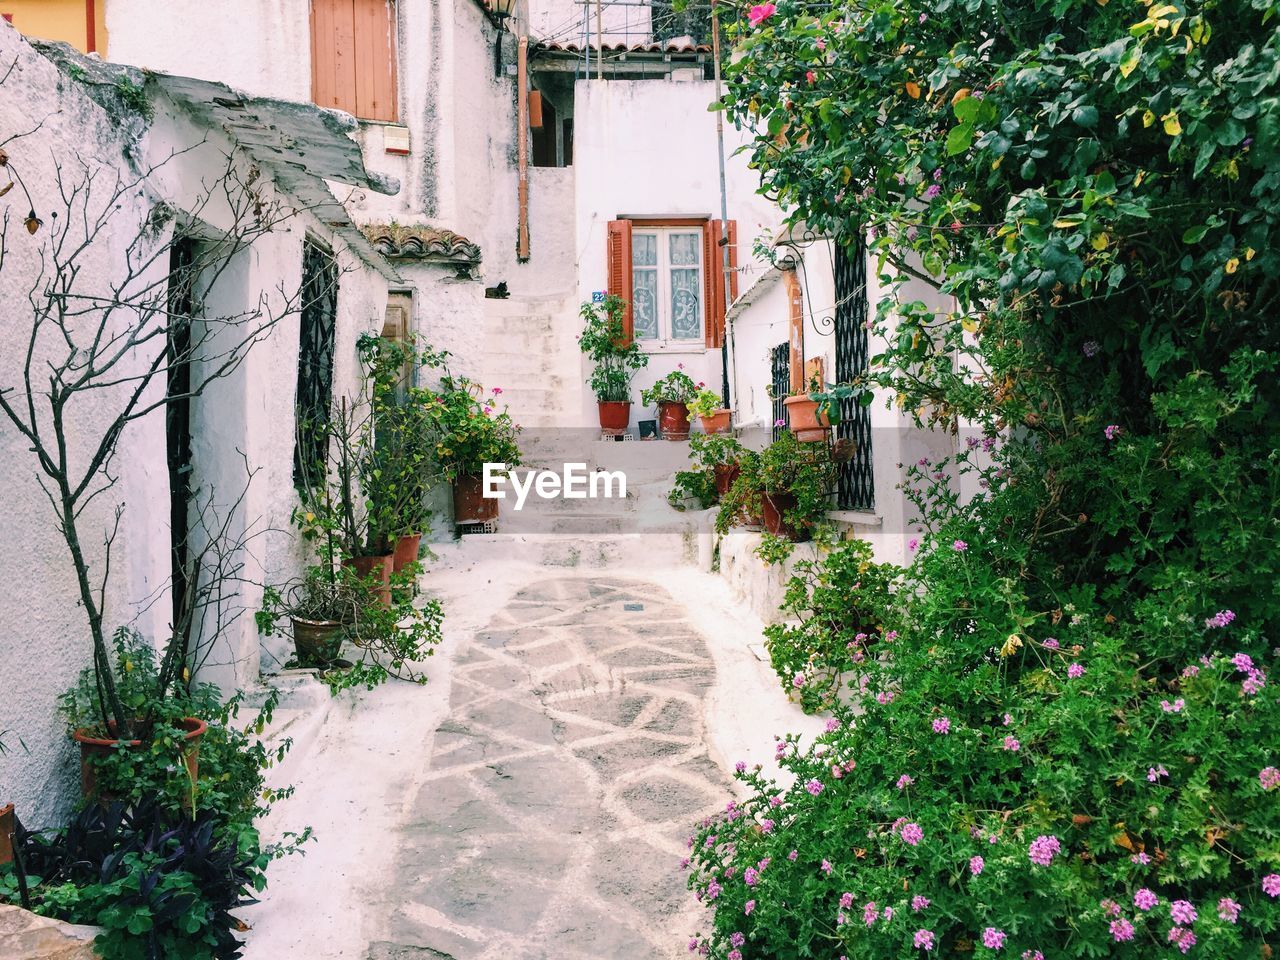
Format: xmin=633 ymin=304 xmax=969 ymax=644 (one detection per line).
xmin=360 ymin=223 xmax=482 ymax=264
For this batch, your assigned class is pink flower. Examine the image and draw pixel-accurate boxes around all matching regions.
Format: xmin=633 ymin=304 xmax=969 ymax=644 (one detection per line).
xmin=1147 ymin=765 xmax=1169 ymax=782
xmin=1131 ymin=852 xmax=1152 ymax=865
xmin=1067 ymin=663 xmax=1085 ymax=679
xmin=1231 ymin=652 xmax=1254 ymax=672
xmin=923 ymin=184 xmax=942 ymax=200
xmin=908 ymin=538 xmax=919 ymax=551
xmin=1263 ymin=874 xmax=1280 ymax=898
xmin=1218 ymin=898 xmax=1241 ymax=923
xmin=933 ymin=717 xmax=951 ymax=734
xmin=1170 ymin=900 xmax=1196 ymax=925
xmin=863 ymin=902 xmax=878 ymax=926
xmin=1104 ymin=424 xmax=1121 ymax=440
xmin=744 ymin=867 xmax=759 ymax=886
xmin=901 ymin=822 xmax=924 ymax=846
xmin=1101 ymin=899 xmax=1122 ymax=918
xmin=912 ymin=895 xmax=930 ymax=912
xmin=877 ymin=690 xmax=897 ymax=705
xmin=1002 ymin=736 xmax=1020 ymax=752
xmin=1003 ymin=712 xmax=1014 ymax=725
xmin=760 ymin=819 xmax=774 ymax=834
xmin=1043 ymin=638 xmax=1059 ymax=649
xmin=820 ymin=859 xmax=833 ymax=874
xmin=1134 ymin=889 xmax=1158 ymax=911
xmin=1028 ymin=835 xmax=1061 ymax=866
xmin=747 ymin=2 xmax=775 ymax=25
xmin=1022 ymin=953 xmax=1044 ymax=960
xmin=982 ymin=927 xmax=1006 ymax=950
xmin=896 ymin=774 xmax=915 ymax=790
xmin=1261 ymin=767 xmax=1280 ymax=791
xmin=1167 ymin=927 xmax=1195 ymax=954
xmin=1205 ymin=609 xmax=1236 ymax=628
xmin=914 ymin=929 xmax=936 ymax=950
xmin=730 ymin=932 xmax=745 ymax=947
xmin=1160 ymin=698 xmax=1185 ymax=713
xmin=774 ymin=418 xmax=786 ymax=427
xmin=952 ymin=539 xmax=968 ymax=552
xmin=950 ymin=220 xmax=962 ymax=234
xmin=787 ymin=850 xmax=798 ymax=861
xmin=805 ymin=779 xmax=824 ymax=796
xmin=806 ymin=70 xmax=816 ymax=84
xmin=1110 ymin=918 xmax=1135 ymax=942
xmin=491 ymin=386 xmax=503 ymax=395
xmin=970 ymin=855 xmax=985 ymax=875
xmin=840 ymin=892 xmax=854 ymax=909
xmin=744 ymin=899 xmax=755 ymax=915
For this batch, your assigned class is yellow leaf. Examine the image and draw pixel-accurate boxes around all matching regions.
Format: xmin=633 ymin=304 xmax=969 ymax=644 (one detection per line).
xmin=1000 ymin=634 xmax=1023 ymax=657
xmin=1053 ymin=217 xmax=1085 ymax=229
xmin=961 ymin=317 xmax=979 ymax=334
xmin=1118 ymin=48 xmax=1140 ymax=78
xmin=1225 ymin=258 xmax=1239 ymax=274
xmin=992 ymin=156 xmax=1003 ymax=170
xmin=1142 ymin=110 xmax=1156 ymax=128
xmin=1092 ymin=232 xmax=1110 ymax=250
xmin=1162 ymin=112 xmax=1182 ymax=136
xmin=1134 ymin=169 xmax=1146 ymax=187
xmin=905 ymin=81 xmax=921 ymax=99
xmin=1245 ymin=247 xmax=1256 ymax=261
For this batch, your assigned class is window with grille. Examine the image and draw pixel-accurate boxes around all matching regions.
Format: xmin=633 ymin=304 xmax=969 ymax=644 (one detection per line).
xmin=833 ymin=236 xmax=874 ymax=510
xmin=293 ymin=240 xmax=339 ymax=488
xmin=771 ymin=342 xmax=790 ymax=443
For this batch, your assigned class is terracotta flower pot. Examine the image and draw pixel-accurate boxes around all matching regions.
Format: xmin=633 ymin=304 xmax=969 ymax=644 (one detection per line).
xmin=699 ymin=410 xmax=732 ymax=435
xmin=393 ymin=532 xmax=422 ymax=572
xmin=73 ymin=718 xmax=207 ymax=801
xmin=454 ymin=473 xmax=499 ymax=524
xmin=761 ymin=491 xmax=810 ymax=542
xmin=0 ymin=803 xmax=13 ymax=866
xmin=713 ymin=462 xmax=741 ymax=497
xmin=597 ymin=400 xmax=631 ymax=436
xmin=658 ymin=401 xmax=691 ymax=440
xmin=291 ymin=616 xmax=345 ymax=665
xmin=784 ymin=395 xmax=831 ymax=443
xmin=343 ymin=553 xmax=393 ymax=605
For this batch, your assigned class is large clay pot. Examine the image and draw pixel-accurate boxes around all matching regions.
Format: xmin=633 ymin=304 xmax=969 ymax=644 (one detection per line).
xmin=291 ymin=616 xmax=345 ymax=665
xmin=761 ymin=491 xmax=810 ymax=542
xmin=0 ymin=803 xmax=13 ymax=866
xmin=392 ymin=532 xmax=423 ymax=572
xmin=784 ymin=395 xmax=831 ymax=443
xmin=597 ymin=401 xmax=631 ymax=436
xmin=658 ymin=401 xmax=691 ymax=440
xmin=73 ymin=718 xmax=207 ymax=801
xmin=713 ymin=462 xmax=741 ymax=497
xmin=699 ymin=410 xmax=732 ymax=435
xmin=343 ymin=553 xmax=393 ymax=605
xmin=454 ymin=474 xmax=499 ymax=524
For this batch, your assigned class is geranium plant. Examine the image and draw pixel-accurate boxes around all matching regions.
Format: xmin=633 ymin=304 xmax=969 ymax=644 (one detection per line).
xmin=422 ymin=376 xmax=522 ymax=482
xmin=687 ymin=387 xmax=727 ymax=420
xmin=641 ymin=368 xmax=700 ymax=407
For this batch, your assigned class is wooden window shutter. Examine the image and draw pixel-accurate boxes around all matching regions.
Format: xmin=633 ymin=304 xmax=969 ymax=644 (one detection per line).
xmin=704 ymin=219 xmax=738 ymax=348
xmin=606 ymin=219 xmax=634 ymax=341
xmin=312 ymin=0 xmax=398 ymax=122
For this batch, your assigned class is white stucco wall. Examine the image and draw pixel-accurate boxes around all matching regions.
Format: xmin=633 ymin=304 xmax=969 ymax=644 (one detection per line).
xmin=0 ymin=23 xmax=392 ymax=824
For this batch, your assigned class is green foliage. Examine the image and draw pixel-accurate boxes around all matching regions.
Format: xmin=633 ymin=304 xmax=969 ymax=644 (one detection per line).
xmin=762 ymin=539 xmax=901 ymax=713
xmin=669 ymin=468 xmax=718 ymax=511
xmin=687 ymin=387 xmax=726 ymax=420
xmin=579 ymin=295 xmax=649 ymax=402
xmin=757 ymin=431 xmax=835 ymax=534
xmin=715 ymin=450 xmax=763 ymax=535
xmin=641 ymin=369 xmax=701 ymax=406
xmin=688 ymin=0 xmax=1280 ymax=956
xmin=690 ymin=433 xmax=747 ymax=468
xmin=668 ymin=434 xmax=749 ymax=512
xmin=422 ymin=376 xmax=522 ymax=482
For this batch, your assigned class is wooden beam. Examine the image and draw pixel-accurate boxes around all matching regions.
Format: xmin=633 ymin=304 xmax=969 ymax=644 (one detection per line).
xmin=516 ymin=35 xmax=530 ymax=262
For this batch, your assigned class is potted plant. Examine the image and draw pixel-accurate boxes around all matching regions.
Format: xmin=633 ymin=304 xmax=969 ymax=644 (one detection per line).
xmin=687 ymin=387 xmax=731 ymax=434
xmin=0 ymin=730 xmax=17 ymax=867
xmin=756 ymin=431 xmax=835 ymax=541
xmin=423 ymin=376 xmax=522 ymax=524
xmin=58 ymin=628 xmax=208 ymax=802
xmin=258 ymin=563 xmax=365 ymax=666
xmin=715 ymin=449 xmax=764 ymax=533
xmin=690 ymin=433 xmax=748 ymax=496
xmin=641 ymin=368 xmax=700 ymax=440
xmin=781 ymin=370 xmax=832 ymax=442
xmin=579 ymin=294 xmax=649 ymax=435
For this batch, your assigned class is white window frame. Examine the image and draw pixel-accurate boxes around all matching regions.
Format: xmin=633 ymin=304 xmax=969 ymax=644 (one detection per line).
xmin=631 ymin=225 xmax=705 ymax=353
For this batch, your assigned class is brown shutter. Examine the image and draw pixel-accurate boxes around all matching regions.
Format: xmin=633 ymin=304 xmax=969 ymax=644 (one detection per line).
xmin=312 ymin=0 xmax=398 ymax=122
xmin=705 ymin=219 xmax=738 ymax=349
xmin=606 ymin=219 xmax=634 ymax=341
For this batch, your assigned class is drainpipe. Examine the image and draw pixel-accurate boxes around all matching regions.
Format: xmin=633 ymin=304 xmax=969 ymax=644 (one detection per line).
xmin=711 ymin=0 xmax=732 ymax=410
xmin=85 ymin=0 xmax=97 ymax=53
xmin=517 ymin=35 xmax=530 ymax=262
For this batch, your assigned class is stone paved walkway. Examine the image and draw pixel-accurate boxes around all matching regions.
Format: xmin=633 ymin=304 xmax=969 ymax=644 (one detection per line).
xmin=370 ymin=576 xmax=732 ymax=960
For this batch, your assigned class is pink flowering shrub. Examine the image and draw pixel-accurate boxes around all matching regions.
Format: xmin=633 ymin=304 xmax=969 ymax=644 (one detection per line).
xmin=762 ymin=538 xmax=900 ymax=712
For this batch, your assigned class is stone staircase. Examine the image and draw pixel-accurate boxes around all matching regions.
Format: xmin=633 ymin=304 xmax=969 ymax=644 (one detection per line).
xmin=480 ymin=293 xmax=579 ymax=429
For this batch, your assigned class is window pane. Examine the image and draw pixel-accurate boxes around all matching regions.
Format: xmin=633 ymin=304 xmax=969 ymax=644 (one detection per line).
xmin=633 ymin=269 xmax=659 ymax=340
xmin=632 ymin=233 xmax=658 ymax=267
xmin=670 ymin=268 xmax=702 ymax=340
xmin=669 ymin=231 xmax=700 ymax=266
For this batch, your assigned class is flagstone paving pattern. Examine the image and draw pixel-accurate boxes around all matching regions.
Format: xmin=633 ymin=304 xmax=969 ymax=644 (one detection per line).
xmin=371 ymin=577 xmax=732 ymax=960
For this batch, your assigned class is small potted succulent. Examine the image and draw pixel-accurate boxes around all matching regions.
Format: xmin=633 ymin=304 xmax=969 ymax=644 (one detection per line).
xmin=579 ymin=294 xmax=649 ymax=435
xmin=258 ymin=563 xmax=366 ymax=666
xmin=756 ymin=431 xmax=835 ymax=541
xmin=687 ymin=387 xmax=731 ymax=435
xmin=641 ymin=368 xmax=700 ymax=440
xmin=780 ymin=371 xmax=832 ymax=442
